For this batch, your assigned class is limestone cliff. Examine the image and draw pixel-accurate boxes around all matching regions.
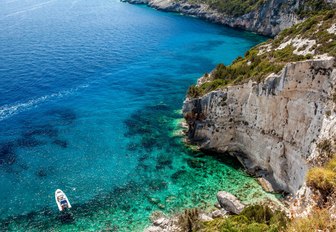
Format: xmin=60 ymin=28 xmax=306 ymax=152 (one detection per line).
xmin=182 ymin=10 xmax=336 ymax=194
xmin=122 ymin=0 xmax=335 ymax=36
xmin=183 ymin=57 xmax=336 ymax=194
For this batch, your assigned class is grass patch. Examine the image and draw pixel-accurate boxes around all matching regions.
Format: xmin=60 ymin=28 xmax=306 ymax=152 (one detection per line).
xmin=307 ymin=154 xmax=336 ymax=200
xmin=287 ymin=208 xmax=336 ymax=232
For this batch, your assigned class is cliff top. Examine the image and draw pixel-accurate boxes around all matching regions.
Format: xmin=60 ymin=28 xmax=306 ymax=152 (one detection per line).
xmin=187 ymin=9 xmax=336 ymax=98
xmin=181 ymin=0 xmax=335 ymax=17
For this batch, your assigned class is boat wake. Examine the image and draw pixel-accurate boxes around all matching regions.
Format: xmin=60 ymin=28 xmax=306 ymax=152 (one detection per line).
xmin=0 ymin=84 xmax=88 ymax=122
xmin=1 ymin=0 xmax=57 ymax=20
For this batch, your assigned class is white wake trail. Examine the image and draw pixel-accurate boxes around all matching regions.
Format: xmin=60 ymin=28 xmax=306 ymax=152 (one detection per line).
xmin=1 ymin=0 xmax=57 ymax=20
xmin=0 ymin=84 xmax=88 ymax=122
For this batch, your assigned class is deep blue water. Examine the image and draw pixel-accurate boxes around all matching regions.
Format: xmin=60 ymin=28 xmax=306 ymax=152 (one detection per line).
xmin=0 ymin=0 xmax=268 ymax=230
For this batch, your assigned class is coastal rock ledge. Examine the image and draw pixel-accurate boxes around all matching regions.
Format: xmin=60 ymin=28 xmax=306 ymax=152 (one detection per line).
xmin=122 ymin=0 xmax=301 ymax=36
xmin=183 ymin=57 xmax=336 ymax=194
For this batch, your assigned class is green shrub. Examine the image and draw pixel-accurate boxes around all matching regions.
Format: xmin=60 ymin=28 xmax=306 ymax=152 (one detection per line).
xmin=187 ymin=85 xmax=202 ymax=98
xmin=201 ymin=205 xmax=288 ymax=232
xmin=186 ymin=10 xmax=336 ymax=98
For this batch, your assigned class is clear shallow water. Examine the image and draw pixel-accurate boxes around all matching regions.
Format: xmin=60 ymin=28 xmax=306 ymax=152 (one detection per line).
xmin=0 ymin=0 xmax=271 ymax=231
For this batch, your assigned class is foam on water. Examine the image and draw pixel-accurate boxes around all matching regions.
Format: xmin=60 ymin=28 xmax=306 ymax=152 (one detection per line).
xmin=0 ymin=85 xmax=88 ymax=121
xmin=0 ymin=0 xmax=271 ymax=231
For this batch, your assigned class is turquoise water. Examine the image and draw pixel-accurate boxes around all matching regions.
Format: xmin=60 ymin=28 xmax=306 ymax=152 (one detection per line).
xmin=0 ymin=0 xmax=271 ymax=231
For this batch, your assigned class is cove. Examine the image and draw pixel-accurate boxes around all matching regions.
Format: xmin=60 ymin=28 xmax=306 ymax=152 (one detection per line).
xmin=0 ymin=0 xmax=270 ymax=231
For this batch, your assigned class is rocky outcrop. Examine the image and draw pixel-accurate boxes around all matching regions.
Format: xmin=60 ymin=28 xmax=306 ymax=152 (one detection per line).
xmin=183 ymin=57 xmax=336 ymax=194
xmin=217 ymin=191 xmax=245 ymax=214
xmin=122 ymin=0 xmax=304 ymax=36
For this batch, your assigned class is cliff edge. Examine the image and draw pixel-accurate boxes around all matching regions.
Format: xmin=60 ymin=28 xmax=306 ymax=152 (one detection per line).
xmin=183 ymin=11 xmax=336 ymax=194
xmin=122 ymin=0 xmax=335 ymax=36
xmin=183 ymin=57 xmax=336 ymax=193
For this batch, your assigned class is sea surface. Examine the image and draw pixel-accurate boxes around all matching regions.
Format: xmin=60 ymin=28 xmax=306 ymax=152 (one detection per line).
xmin=0 ymin=0 xmax=271 ymax=231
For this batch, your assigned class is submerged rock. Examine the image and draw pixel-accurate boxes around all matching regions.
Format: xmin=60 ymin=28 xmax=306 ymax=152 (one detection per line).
xmin=216 ymin=191 xmax=245 ymax=214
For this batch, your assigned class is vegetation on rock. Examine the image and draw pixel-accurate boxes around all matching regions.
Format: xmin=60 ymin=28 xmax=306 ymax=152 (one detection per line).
xmin=176 ymin=205 xmax=288 ymax=232
xmin=287 ymin=208 xmax=336 ymax=231
xmin=202 ymin=205 xmax=288 ymax=232
xmin=187 ymin=10 xmax=336 ymax=98
xmin=307 ymin=154 xmax=336 ymax=200
xmin=185 ymin=0 xmax=334 ymax=18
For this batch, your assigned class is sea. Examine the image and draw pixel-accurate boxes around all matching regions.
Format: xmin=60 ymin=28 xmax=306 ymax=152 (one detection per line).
xmin=0 ymin=0 xmax=272 ymax=231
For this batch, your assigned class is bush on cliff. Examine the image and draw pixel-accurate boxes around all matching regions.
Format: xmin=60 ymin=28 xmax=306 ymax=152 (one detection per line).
xmin=306 ymin=155 xmax=336 ymax=199
xmin=286 ymin=208 xmax=336 ymax=232
xmin=201 ymin=205 xmax=288 ymax=232
xmin=187 ymin=10 xmax=336 ymax=98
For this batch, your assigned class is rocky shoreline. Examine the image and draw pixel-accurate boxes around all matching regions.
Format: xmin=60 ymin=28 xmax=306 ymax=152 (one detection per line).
xmin=183 ymin=57 xmax=336 ymax=194
xmin=121 ymin=0 xmax=301 ymax=36
xmin=121 ymin=0 xmax=336 ymax=230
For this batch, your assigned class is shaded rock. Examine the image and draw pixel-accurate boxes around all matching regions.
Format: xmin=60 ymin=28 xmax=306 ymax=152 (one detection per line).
xmin=217 ymin=191 xmax=245 ymax=214
xmin=214 ymin=202 xmax=221 ymax=209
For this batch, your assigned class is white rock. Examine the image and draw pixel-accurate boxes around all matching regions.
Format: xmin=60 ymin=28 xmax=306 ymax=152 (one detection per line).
xmin=327 ymin=24 xmax=336 ymax=35
xmin=211 ymin=209 xmax=227 ymax=218
xmin=144 ymin=226 xmax=162 ymax=232
xmin=199 ymin=213 xmax=214 ymax=221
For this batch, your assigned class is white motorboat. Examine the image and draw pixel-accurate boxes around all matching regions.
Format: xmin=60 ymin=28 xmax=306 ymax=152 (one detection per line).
xmin=55 ymin=189 xmax=72 ymax=211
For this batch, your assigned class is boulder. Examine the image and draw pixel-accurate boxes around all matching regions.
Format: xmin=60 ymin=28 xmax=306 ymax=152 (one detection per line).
xmin=216 ymin=191 xmax=245 ymax=214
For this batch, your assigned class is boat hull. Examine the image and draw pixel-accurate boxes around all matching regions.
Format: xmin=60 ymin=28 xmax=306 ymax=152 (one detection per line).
xmin=55 ymin=189 xmax=72 ymax=211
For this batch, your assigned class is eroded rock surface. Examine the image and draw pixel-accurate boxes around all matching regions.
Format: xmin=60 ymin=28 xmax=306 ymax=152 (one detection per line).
xmin=183 ymin=57 xmax=336 ymax=193
xmin=122 ymin=0 xmax=311 ymax=36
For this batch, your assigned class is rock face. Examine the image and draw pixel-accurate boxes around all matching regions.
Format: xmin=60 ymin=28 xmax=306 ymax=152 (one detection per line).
xmin=122 ymin=0 xmax=304 ymax=36
xmin=217 ymin=191 xmax=245 ymax=214
xmin=183 ymin=57 xmax=336 ymax=193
